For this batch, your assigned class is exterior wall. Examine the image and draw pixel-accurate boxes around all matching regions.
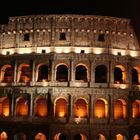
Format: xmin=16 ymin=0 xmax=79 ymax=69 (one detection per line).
xmin=0 ymin=15 xmax=139 ymax=140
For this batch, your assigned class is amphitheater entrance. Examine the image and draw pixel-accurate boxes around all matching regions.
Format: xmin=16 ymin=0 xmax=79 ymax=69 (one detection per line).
xmin=14 ymin=133 xmax=26 ymax=140
xmin=35 ymin=133 xmax=46 ymax=140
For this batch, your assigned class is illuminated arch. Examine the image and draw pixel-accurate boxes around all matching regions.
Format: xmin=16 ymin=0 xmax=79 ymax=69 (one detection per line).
xmin=15 ymin=97 xmax=29 ymax=117
xmin=54 ymin=133 xmax=66 ymax=140
xmin=75 ymin=64 xmax=88 ymax=81
xmin=35 ymin=132 xmax=46 ymax=140
xmin=1 ymin=65 xmax=13 ymax=83
xmin=95 ymin=65 xmax=107 ymax=83
xmin=114 ymin=65 xmax=126 ymax=84
xmin=0 ymin=131 xmax=8 ymax=140
xmin=18 ymin=64 xmax=31 ymax=83
xmin=54 ymin=98 xmax=67 ymax=117
xmin=74 ymin=98 xmax=88 ymax=118
xmin=133 ymin=134 xmax=140 ymax=140
xmin=116 ymin=134 xmax=125 ymax=140
xmin=34 ymin=97 xmax=48 ymax=117
xmin=132 ymin=100 xmax=140 ymax=118
xmin=94 ymin=98 xmax=108 ymax=118
xmin=114 ymin=99 xmax=127 ymax=119
xmin=37 ymin=64 xmax=49 ymax=82
xmin=0 ymin=97 xmax=10 ymax=117
xmin=56 ymin=64 xmax=68 ymax=82
xmin=99 ymin=134 xmax=106 ymax=140
xmin=132 ymin=67 xmax=140 ymax=84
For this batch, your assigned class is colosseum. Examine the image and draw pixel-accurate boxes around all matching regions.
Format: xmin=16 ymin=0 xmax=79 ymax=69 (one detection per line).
xmin=0 ymin=14 xmax=139 ymax=140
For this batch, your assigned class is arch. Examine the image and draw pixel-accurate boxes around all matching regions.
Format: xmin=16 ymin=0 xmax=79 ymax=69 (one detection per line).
xmin=75 ymin=64 xmax=87 ymax=81
xmin=116 ymin=134 xmax=125 ymax=140
xmin=114 ymin=99 xmax=127 ymax=119
xmin=114 ymin=65 xmax=126 ymax=84
xmin=13 ymin=132 xmax=26 ymax=140
xmin=133 ymin=134 xmax=140 ymax=140
xmin=0 ymin=97 xmax=10 ymax=117
xmin=37 ymin=64 xmax=49 ymax=82
xmin=132 ymin=66 xmax=140 ymax=84
xmin=54 ymin=133 xmax=66 ymax=140
xmin=34 ymin=97 xmax=48 ymax=117
xmin=1 ymin=65 xmax=13 ymax=83
xmin=132 ymin=100 xmax=140 ymax=118
xmin=0 ymin=131 xmax=8 ymax=140
xmin=56 ymin=64 xmax=68 ymax=82
xmin=74 ymin=134 xmax=86 ymax=140
xmin=18 ymin=64 xmax=31 ymax=83
xmin=95 ymin=65 xmax=107 ymax=83
xmin=94 ymin=98 xmax=108 ymax=118
xmin=15 ymin=97 xmax=29 ymax=117
xmin=74 ymin=98 xmax=88 ymax=118
xmin=54 ymin=98 xmax=67 ymax=117
xmin=132 ymin=68 xmax=139 ymax=84
xmin=35 ymin=133 xmax=46 ymax=140
xmin=99 ymin=134 xmax=106 ymax=140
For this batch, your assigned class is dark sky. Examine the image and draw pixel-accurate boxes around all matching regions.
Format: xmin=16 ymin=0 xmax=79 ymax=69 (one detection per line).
xmin=0 ymin=0 xmax=140 ymax=35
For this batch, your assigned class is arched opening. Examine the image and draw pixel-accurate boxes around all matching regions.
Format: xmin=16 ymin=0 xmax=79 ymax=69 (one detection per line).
xmin=74 ymin=134 xmax=86 ymax=140
xmin=34 ymin=98 xmax=48 ymax=117
xmin=14 ymin=133 xmax=26 ymax=140
xmin=37 ymin=65 xmax=48 ymax=82
xmin=54 ymin=133 xmax=66 ymax=140
xmin=98 ymin=134 xmax=106 ymax=140
xmin=16 ymin=97 xmax=29 ymax=117
xmin=116 ymin=134 xmax=124 ymax=140
xmin=94 ymin=99 xmax=108 ymax=118
xmin=75 ymin=65 xmax=87 ymax=81
xmin=114 ymin=65 xmax=126 ymax=84
xmin=35 ymin=133 xmax=46 ymax=140
xmin=114 ymin=99 xmax=127 ymax=119
xmin=56 ymin=64 xmax=68 ymax=82
xmin=133 ymin=134 xmax=140 ymax=140
xmin=1 ymin=65 xmax=13 ymax=83
xmin=0 ymin=131 xmax=8 ymax=140
xmin=132 ymin=100 xmax=140 ymax=118
xmin=132 ymin=68 xmax=139 ymax=84
xmin=95 ymin=65 xmax=107 ymax=83
xmin=54 ymin=98 xmax=67 ymax=118
xmin=19 ymin=64 xmax=31 ymax=83
xmin=0 ymin=97 xmax=10 ymax=117
xmin=74 ymin=99 xmax=88 ymax=118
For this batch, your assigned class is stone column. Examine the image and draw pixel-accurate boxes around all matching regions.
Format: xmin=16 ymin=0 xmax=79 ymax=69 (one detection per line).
xmin=31 ymin=60 xmax=36 ymax=85
xmin=13 ymin=60 xmax=17 ymax=84
xmin=70 ymin=59 xmax=74 ymax=81
xmin=110 ymin=61 xmax=114 ymax=84
xmin=68 ymin=94 xmax=73 ymax=123
xmin=30 ymin=93 xmax=33 ymax=117
xmin=88 ymin=94 xmax=93 ymax=123
xmin=51 ymin=59 xmax=55 ymax=81
xmin=11 ymin=94 xmax=15 ymax=117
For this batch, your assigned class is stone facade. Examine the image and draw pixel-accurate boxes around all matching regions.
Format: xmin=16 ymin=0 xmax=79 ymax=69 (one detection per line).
xmin=0 ymin=15 xmax=139 ymax=140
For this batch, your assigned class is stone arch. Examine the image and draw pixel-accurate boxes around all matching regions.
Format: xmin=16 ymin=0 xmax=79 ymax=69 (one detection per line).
xmin=74 ymin=98 xmax=88 ymax=118
xmin=94 ymin=98 xmax=108 ymax=118
xmin=15 ymin=97 xmax=29 ymax=117
xmin=132 ymin=100 xmax=140 ymax=118
xmin=34 ymin=97 xmax=48 ymax=117
xmin=74 ymin=133 xmax=86 ymax=140
xmin=1 ymin=64 xmax=13 ymax=83
xmin=0 ymin=131 xmax=8 ymax=140
xmin=114 ymin=99 xmax=127 ymax=119
xmin=133 ymin=134 xmax=140 ymax=140
xmin=56 ymin=63 xmax=68 ymax=82
xmin=95 ymin=65 xmax=107 ymax=83
xmin=132 ymin=67 xmax=140 ymax=84
xmin=54 ymin=133 xmax=66 ymax=140
xmin=35 ymin=132 xmax=46 ymax=140
xmin=18 ymin=63 xmax=31 ymax=83
xmin=0 ymin=97 xmax=10 ymax=117
xmin=13 ymin=132 xmax=26 ymax=140
xmin=75 ymin=64 xmax=88 ymax=81
xmin=36 ymin=64 xmax=49 ymax=82
xmin=114 ymin=65 xmax=126 ymax=84
xmin=54 ymin=97 xmax=67 ymax=117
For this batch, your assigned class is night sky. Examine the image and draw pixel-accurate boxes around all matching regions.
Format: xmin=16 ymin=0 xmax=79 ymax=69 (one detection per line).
xmin=0 ymin=0 xmax=140 ymax=37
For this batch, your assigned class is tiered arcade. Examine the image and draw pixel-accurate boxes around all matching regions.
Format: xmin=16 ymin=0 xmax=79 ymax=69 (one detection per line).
xmin=0 ymin=14 xmax=139 ymax=140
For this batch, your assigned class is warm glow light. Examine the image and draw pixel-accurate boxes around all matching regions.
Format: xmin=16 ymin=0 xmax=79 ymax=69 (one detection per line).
xmin=35 ymin=133 xmax=46 ymax=140
xmin=93 ymin=48 xmax=103 ymax=54
xmin=0 ymin=131 xmax=8 ymax=139
xmin=130 ymin=51 xmax=138 ymax=57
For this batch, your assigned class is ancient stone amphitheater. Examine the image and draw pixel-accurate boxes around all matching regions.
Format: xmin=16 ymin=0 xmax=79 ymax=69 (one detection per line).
xmin=0 ymin=14 xmax=139 ymax=140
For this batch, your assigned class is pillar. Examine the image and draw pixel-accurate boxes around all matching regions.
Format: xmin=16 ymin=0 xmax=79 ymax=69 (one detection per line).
xmin=13 ymin=60 xmax=17 ymax=84
xmin=31 ymin=60 xmax=36 ymax=85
